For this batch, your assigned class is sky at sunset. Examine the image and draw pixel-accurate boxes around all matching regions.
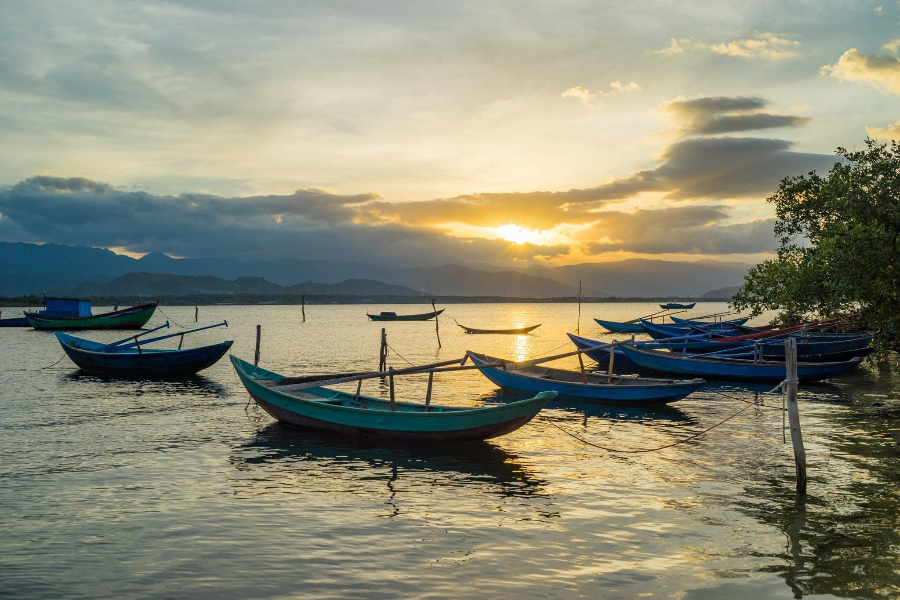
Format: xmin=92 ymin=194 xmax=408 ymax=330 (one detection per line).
xmin=1 ymin=0 xmax=898 ymax=267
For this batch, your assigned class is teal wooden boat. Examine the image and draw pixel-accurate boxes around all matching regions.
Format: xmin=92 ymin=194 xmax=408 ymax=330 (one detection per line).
xmin=367 ymin=309 xmax=445 ymax=321
xmin=25 ymin=301 xmax=158 ymax=330
xmin=230 ymin=355 xmax=555 ymax=442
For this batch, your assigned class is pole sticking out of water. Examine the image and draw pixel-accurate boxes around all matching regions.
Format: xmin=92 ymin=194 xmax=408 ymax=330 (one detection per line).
xmin=195 ymin=306 xmax=199 ymax=323
xmin=379 ymin=328 xmax=387 ymax=372
xmin=301 ymin=295 xmax=306 ymax=322
xmin=254 ymin=324 xmax=262 ymax=367
xmin=432 ymin=298 xmax=441 ymax=349
xmin=577 ymin=280 xmax=582 ymax=335
xmin=785 ymin=337 xmax=806 ymax=495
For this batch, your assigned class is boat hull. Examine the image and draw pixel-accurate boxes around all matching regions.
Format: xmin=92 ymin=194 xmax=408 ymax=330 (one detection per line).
xmin=0 ymin=316 xmax=28 ymax=327
xmin=457 ymin=324 xmax=541 ymax=334
xmin=57 ymin=333 xmax=232 ymax=377
xmin=660 ymin=302 xmax=696 ymax=310
xmin=468 ymin=352 xmax=703 ymax=404
xmin=367 ymin=309 xmax=445 ymax=321
xmin=231 ymin=355 xmax=553 ymax=443
xmin=567 ymin=333 xmax=643 ymax=372
xmin=619 ymin=345 xmax=864 ymax=382
xmin=26 ymin=302 xmax=157 ymax=330
xmin=593 ymin=318 xmax=646 ymax=334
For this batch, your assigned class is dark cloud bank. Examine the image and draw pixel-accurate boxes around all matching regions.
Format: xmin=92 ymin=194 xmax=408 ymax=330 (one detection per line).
xmin=0 ymin=96 xmax=838 ymax=265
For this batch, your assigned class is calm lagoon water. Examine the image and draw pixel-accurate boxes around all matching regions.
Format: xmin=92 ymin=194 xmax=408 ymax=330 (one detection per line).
xmin=1 ymin=302 xmax=899 ymax=599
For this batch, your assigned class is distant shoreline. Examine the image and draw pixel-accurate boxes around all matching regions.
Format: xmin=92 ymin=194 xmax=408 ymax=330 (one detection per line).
xmin=0 ymin=293 xmax=733 ymax=307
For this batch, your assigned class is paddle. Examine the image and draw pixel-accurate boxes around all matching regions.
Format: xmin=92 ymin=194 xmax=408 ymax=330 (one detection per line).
xmin=108 ymin=320 xmax=228 ymax=351
xmin=101 ymin=321 xmax=170 ymax=350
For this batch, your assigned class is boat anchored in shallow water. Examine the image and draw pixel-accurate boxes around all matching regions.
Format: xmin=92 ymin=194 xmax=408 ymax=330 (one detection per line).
xmin=367 ymin=309 xmax=445 ymax=321
xmin=26 ymin=300 xmax=158 ymax=330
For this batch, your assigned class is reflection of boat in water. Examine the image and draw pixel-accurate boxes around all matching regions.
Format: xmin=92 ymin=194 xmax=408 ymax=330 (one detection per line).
xmin=62 ymin=370 xmax=229 ymax=397
xmin=231 ymin=422 xmax=549 ymax=500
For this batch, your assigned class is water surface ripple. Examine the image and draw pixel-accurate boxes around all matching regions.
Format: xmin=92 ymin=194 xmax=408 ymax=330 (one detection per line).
xmin=1 ymin=303 xmax=898 ymax=598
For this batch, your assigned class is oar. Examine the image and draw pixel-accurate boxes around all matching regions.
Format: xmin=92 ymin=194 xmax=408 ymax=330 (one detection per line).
xmin=101 ymin=322 xmax=170 ymax=350
xmin=111 ymin=320 xmax=228 ymax=351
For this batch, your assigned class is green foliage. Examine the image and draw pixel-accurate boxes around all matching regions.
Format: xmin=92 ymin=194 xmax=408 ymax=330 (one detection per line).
xmin=731 ymin=139 xmax=900 ymax=348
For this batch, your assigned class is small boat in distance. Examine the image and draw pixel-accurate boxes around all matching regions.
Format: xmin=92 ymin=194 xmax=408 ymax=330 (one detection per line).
xmin=26 ymin=301 xmax=158 ymax=330
xmin=367 ymin=309 xmax=445 ymax=321
xmin=466 ymin=351 xmax=703 ymax=404
xmin=454 ymin=319 xmax=541 ymax=335
xmin=2 ymin=297 xmax=90 ymax=327
xmin=659 ymin=302 xmax=696 ymax=310
xmin=230 ymin=355 xmax=555 ymax=442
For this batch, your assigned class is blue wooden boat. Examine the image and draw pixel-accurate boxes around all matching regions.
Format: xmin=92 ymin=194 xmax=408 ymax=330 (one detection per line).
xmin=640 ymin=319 xmax=746 ymax=340
xmin=230 ymin=355 xmax=555 ymax=442
xmin=660 ymin=302 xmax=695 ymax=309
xmin=367 ymin=309 xmax=444 ymax=321
xmin=618 ymin=344 xmax=864 ymax=382
xmin=0 ymin=315 xmax=28 ymax=327
xmin=466 ymin=351 xmax=703 ymax=404
xmin=567 ymin=333 xmax=643 ymax=372
xmin=593 ymin=317 xmax=646 ymax=334
xmin=55 ymin=321 xmax=232 ymax=377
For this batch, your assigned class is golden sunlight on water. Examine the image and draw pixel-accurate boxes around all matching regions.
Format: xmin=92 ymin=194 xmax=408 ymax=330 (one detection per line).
xmin=0 ymin=302 xmax=898 ymax=599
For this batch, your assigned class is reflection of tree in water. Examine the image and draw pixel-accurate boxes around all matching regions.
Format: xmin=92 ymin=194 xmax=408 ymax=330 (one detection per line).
xmin=228 ymin=422 xmax=553 ymax=508
xmin=734 ymin=397 xmax=900 ymax=599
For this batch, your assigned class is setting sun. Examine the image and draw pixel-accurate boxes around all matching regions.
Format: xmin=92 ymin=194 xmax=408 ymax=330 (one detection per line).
xmin=495 ymin=224 xmax=542 ymax=245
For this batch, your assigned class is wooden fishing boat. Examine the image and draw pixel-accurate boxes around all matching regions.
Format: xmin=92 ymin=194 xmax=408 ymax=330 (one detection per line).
xmin=230 ymin=355 xmax=555 ymax=442
xmin=567 ymin=333 xmax=643 ymax=372
xmin=593 ymin=318 xmax=646 ymax=334
xmin=367 ymin=309 xmax=445 ymax=321
xmin=0 ymin=315 xmax=28 ymax=327
xmin=618 ymin=344 xmax=864 ymax=382
xmin=54 ymin=321 xmax=231 ymax=377
xmin=639 ymin=319 xmax=747 ymax=340
xmin=466 ymin=351 xmax=703 ymax=404
xmin=659 ymin=302 xmax=696 ymax=310
xmin=454 ymin=320 xmax=541 ymax=335
xmin=25 ymin=301 xmax=158 ymax=330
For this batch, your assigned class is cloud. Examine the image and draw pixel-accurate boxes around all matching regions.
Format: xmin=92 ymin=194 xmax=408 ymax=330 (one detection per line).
xmin=865 ymin=120 xmax=900 ymax=139
xmin=586 ymin=136 xmax=834 ymax=202
xmin=562 ymin=81 xmax=640 ymax=104
xmin=821 ymin=49 xmax=900 ymax=94
xmin=561 ymin=86 xmax=596 ymax=104
xmin=0 ymin=176 xmax=569 ymax=265
xmin=580 ymin=206 xmax=777 ymax=255
xmin=667 ymin=96 xmax=813 ymax=135
xmin=652 ymin=32 xmax=800 ymax=61
xmin=884 ymin=39 xmax=900 ymax=53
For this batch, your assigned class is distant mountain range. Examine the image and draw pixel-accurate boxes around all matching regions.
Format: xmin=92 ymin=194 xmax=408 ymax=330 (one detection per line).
xmin=0 ymin=242 xmax=753 ymax=298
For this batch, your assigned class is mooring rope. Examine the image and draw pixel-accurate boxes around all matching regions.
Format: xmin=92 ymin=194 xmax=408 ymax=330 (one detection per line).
xmin=40 ymin=354 xmax=69 ymax=369
xmin=155 ymin=306 xmax=192 ymax=329
xmin=544 ymin=379 xmax=795 ymax=454
xmin=385 ymin=342 xmax=416 ymax=366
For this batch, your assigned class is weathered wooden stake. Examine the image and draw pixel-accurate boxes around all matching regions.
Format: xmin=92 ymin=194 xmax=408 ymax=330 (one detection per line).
xmin=178 ymin=333 xmax=184 ymax=350
xmin=425 ymin=371 xmax=434 ymax=411
xmin=607 ymin=341 xmax=616 ymax=382
xmin=432 ymin=298 xmax=441 ymax=348
xmin=254 ymin=324 xmax=262 ymax=366
xmin=388 ymin=367 xmax=396 ymax=411
xmin=785 ymin=337 xmax=806 ymax=494
xmin=577 ymin=280 xmax=582 ymax=334
xmin=354 ymin=379 xmax=362 ymax=401
xmin=577 ymin=351 xmax=587 ymax=384
xmin=195 ymin=306 xmax=198 ymax=323
xmin=379 ymin=328 xmax=387 ymax=371
xmin=301 ymin=295 xmax=306 ymax=322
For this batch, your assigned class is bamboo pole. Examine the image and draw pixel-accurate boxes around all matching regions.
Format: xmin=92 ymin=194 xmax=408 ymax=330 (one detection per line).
xmin=379 ymin=328 xmax=387 ymax=371
xmin=254 ymin=324 xmax=262 ymax=367
xmin=432 ymin=298 xmax=441 ymax=348
xmin=607 ymin=341 xmax=616 ymax=382
xmin=195 ymin=306 xmax=198 ymax=322
xmin=301 ymin=295 xmax=306 ymax=322
xmin=388 ymin=367 xmax=396 ymax=411
xmin=425 ymin=371 xmax=434 ymax=410
xmin=577 ymin=280 xmax=582 ymax=335
xmin=577 ymin=351 xmax=587 ymax=384
xmin=785 ymin=338 xmax=806 ymax=494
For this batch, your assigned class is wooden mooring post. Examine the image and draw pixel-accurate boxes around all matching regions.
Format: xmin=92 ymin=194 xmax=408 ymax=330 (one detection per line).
xmin=254 ymin=324 xmax=262 ymax=367
xmin=576 ymin=280 xmax=582 ymax=335
xmin=301 ymin=295 xmax=306 ymax=322
xmin=607 ymin=341 xmax=616 ymax=383
xmin=388 ymin=367 xmax=397 ymax=411
xmin=195 ymin=306 xmax=198 ymax=323
xmin=432 ymin=298 xmax=441 ymax=348
xmin=379 ymin=328 xmax=387 ymax=371
xmin=785 ymin=337 xmax=806 ymax=494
